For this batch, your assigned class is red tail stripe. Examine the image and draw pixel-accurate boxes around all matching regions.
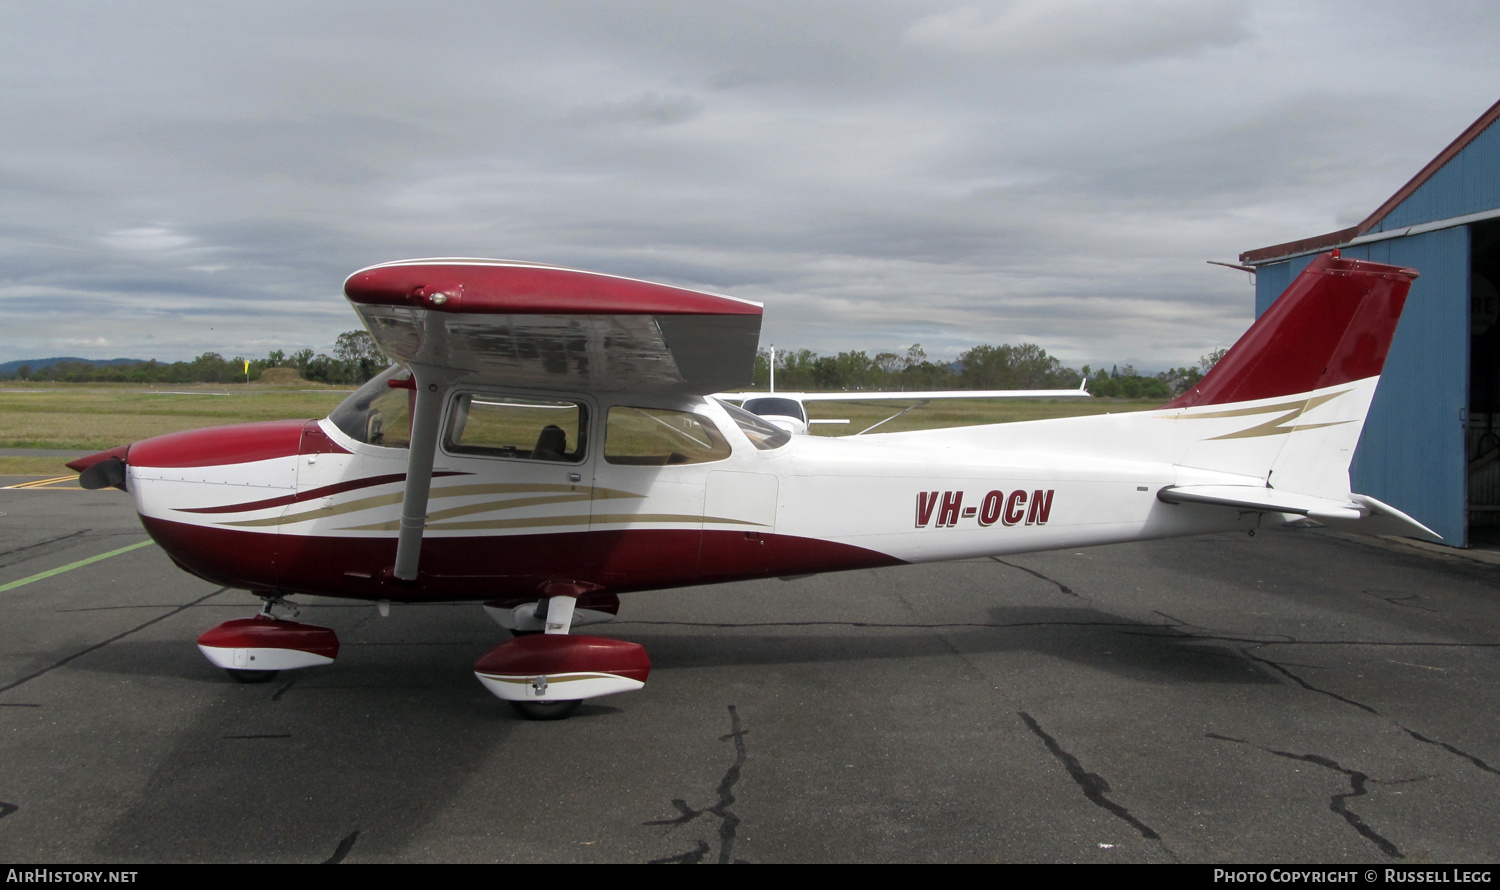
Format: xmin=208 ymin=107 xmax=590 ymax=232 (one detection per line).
xmin=1165 ymin=252 xmax=1416 ymax=409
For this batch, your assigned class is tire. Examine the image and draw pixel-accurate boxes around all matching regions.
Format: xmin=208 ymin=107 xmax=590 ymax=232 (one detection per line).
xmin=509 ymin=699 xmax=582 ymax=721
xmin=226 ymin=669 xmax=280 ymax=684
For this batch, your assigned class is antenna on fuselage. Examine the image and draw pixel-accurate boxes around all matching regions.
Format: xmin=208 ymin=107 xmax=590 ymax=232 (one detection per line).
xmin=769 ymin=344 xmax=776 ymax=394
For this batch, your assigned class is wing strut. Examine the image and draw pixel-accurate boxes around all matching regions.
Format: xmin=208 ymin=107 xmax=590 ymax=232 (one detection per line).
xmin=394 ymin=362 xmax=447 ymax=581
xmin=855 ymin=400 xmax=930 ymax=435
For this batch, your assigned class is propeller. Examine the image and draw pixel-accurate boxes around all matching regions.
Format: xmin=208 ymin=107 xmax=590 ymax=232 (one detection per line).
xmin=77 ymin=456 xmax=127 ymax=490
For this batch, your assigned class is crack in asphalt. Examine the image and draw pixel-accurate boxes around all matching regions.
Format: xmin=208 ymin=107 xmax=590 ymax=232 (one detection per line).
xmin=0 ymin=587 xmax=229 ymax=696
xmin=1208 ymin=733 xmax=1403 ymax=859
xmin=650 ymin=840 xmax=711 ymax=864
xmin=0 ymin=530 xmax=90 ymax=568
xmin=322 ymin=830 xmax=359 ymax=864
xmin=1239 ymin=647 xmax=1499 ymax=776
xmin=645 ymin=704 xmax=748 ymax=864
xmin=1239 ymin=647 xmax=1379 ymax=715
xmin=1362 ymin=590 xmax=1439 ymax=613
xmin=271 ymin=676 xmax=298 ymax=701
xmin=991 ymin=558 xmax=1079 ymax=597
xmin=1398 ymin=727 xmax=1500 ymax=776
xmin=1018 ymin=711 xmax=1173 ymax=858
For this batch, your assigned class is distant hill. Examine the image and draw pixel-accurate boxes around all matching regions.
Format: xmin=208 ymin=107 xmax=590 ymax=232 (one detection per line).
xmin=0 ymin=357 xmax=147 ymax=376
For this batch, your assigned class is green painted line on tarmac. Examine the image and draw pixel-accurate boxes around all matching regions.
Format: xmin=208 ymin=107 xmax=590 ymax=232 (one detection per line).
xmin=0 ymin=540 xmax=155 ymax=593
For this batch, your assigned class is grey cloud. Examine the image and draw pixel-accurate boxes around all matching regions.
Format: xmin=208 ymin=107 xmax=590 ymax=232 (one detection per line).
xmin=0 ymin=2 xmax=1495 ymax=372
xmin=565 ymin=93 xmax=705 ymax=128
xmin=901 ymin=0 xmax=1251 ymax=65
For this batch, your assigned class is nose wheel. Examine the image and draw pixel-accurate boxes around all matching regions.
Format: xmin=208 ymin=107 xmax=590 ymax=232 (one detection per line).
xmin=509 ymin=700 xmax=582 ymax=721
xmin=226 ymin=668 xmax=280 ymax=684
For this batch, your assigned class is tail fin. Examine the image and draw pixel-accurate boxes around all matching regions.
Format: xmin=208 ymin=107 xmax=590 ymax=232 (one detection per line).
xmin=1157 ymin=251 xmax=1436 ymax=539
xmin=1167 ymin=250 xmax=1415 ymax=410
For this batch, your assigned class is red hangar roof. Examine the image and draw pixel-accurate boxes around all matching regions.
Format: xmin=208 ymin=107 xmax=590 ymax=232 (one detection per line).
xmin=1241 ymin=97 xmax=1500 ymax=265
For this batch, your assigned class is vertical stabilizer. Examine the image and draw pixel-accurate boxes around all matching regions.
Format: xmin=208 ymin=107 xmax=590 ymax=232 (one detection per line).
xmin=1165 ymin=251 xmax=1418 ymax=501
xmin=1167 ymin=251 xmax=1416 ymax=410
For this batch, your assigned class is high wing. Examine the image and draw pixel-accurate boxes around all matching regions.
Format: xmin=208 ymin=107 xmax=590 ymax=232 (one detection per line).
xmin=345 ymin=258 xmax=762 ymax=394
xmin=343 ymin=258 xmax=763 ymax=580
xmin=717 ymin=383 xmax=1089 ymax=435
xmin=800 ymin=386 xmax=1086 ymax=401
xmin=718 ymin=384 xmax=1088 ymax=402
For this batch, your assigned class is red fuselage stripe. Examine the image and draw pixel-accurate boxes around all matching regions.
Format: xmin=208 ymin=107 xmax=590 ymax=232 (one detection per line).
xmin=139 ymin=516 xmax=902 ymax=601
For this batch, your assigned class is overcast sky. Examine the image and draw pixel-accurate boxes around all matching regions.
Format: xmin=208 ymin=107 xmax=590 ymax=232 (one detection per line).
xmin=3 ymin=1 xmax=1498 ymax=372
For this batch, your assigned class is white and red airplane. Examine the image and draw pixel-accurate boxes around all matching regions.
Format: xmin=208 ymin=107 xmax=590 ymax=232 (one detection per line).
xmin=68 ymin=251 xmax=1437 ymax=719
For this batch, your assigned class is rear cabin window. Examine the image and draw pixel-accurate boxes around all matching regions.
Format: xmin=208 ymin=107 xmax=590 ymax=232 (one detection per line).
xmin=717 ymin=399 xmax=792 ymax=451
xmin=446 ymin=394 xmax=587 ymax=463
xmin=604 ymin=407 xmax=731 ymax=466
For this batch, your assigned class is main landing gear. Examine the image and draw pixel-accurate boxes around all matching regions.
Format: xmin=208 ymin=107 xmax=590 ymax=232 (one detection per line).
xmin=475 ymin=586 xmax=650 ymax=720
xmin=195 ymin=588 xmax=649 ymax=721
xmin=196 ymin=596 xmax=339 ymax=684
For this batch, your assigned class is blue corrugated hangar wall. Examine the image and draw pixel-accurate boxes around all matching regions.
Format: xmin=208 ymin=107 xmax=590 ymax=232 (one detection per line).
xmin=1255 ymin=230 xmax=1469 ymax=545
xmin=1250 ymin=112 xmax=1500 ymax=546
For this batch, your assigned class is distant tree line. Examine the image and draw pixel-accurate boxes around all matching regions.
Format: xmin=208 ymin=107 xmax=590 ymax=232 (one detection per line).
xmin=4 ymin=332 xmax=1226 ymax=399
xmin=756 ymin=344 xmax=1227 ymax=399
xmin=4 ymin=331 xmax=385 ymax=386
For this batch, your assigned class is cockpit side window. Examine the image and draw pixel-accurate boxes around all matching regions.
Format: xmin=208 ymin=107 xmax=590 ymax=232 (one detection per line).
xmin=446 ymin=393 xmax=587 ymax=463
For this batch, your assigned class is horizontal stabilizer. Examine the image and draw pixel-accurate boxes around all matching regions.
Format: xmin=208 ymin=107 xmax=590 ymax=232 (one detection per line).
xmin=1158 ymin=485 xmax=1363 ymax=520
xmin=1158 ymin=486 xmax=1441 ymax=541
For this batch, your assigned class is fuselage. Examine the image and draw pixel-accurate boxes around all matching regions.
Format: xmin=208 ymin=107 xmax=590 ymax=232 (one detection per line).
xmin=119 ymin=373 xmax=1266 ymax=603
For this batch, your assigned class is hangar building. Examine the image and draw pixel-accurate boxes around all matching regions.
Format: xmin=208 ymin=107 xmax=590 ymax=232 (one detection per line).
xmin=1241 ymin=98 xmax=1500 ymax=547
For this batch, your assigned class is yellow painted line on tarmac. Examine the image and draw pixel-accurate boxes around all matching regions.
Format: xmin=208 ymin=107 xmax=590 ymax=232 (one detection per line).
xmin=0 ymin=540 xmax=155 ymax=593
xmin=2 ymin=475 xmax=81 ymax=490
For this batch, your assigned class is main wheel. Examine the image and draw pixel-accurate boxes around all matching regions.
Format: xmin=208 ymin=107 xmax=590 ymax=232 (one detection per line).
xmin=226 ymin=669 xmax=280 ymax=684
xmin=509 ymin=699 xmax=582 ymax=721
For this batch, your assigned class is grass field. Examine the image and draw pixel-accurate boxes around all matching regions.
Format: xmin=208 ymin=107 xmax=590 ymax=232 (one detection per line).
xmin=0 ymin=382 xmax=354 ymax=475
xmin=0 ymin=382 xmax=1164 ymax=476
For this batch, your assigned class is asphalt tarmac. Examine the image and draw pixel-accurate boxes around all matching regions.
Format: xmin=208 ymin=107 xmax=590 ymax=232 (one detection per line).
xmin=1 ymin=479 xmax=1498 ymax=864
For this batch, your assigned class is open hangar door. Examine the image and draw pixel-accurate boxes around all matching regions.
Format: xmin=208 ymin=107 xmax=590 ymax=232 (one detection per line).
xmin=1466 ymin=220 xmax=1500 ymax=540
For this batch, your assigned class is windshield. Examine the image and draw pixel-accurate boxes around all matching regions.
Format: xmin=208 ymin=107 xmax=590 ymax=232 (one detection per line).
xmin=329 ymin=365 xmax=413 ymax=448
xmin=715 ymin=399 xmax=791 ymax=451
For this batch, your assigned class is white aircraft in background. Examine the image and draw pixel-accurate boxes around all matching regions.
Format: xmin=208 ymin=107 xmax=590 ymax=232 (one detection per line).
xmin=68 ymin=250 xmax=1437 ymax=720
xmin=720 ymin=349 xmax=1089 ymax=435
